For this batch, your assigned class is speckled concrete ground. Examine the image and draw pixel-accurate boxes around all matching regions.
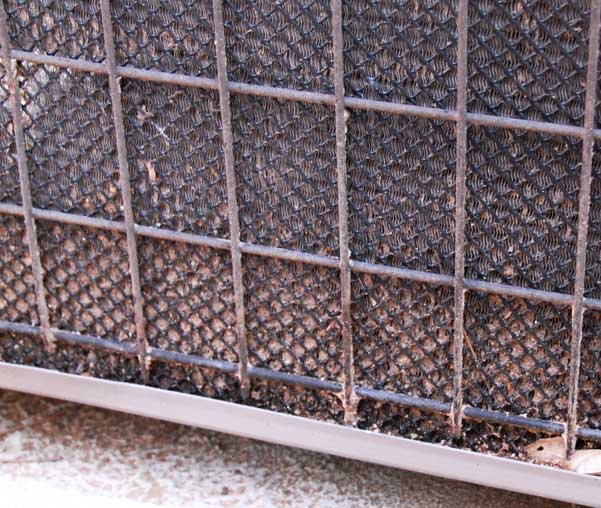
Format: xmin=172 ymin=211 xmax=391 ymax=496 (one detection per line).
xmin=0 ymin=389 xmax=571 ymax=508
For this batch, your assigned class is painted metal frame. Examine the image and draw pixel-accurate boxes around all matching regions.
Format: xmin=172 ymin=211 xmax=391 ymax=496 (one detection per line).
xmin=0 ymin=362 xmax=600 ymax=507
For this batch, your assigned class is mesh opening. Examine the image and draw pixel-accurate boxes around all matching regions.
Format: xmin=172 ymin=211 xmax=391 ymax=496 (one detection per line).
xmin=243 ymin=255 xmax=342 ymax=380
xmin=467 ymin=0 xmax=590 ymax=125
xmin=148 ymin=361 xmax=241 ymax=401
xmin=19 ymin=62 xmax=122 ymax=220
xmin=343 ymin=0 xmax=458 ymax=109
xmin=0 ymin=63 xmax=19 ymax=205
xmin=357 ymin=400 xmax=452 ymax=442
xmin=352 ymin=274 xmax=454 ymax=400
xmin=245 ymin=378 xmax=344 ymax=423
xmin=5 ymin=0 xmax=105 ymax=62
xmin=347 ymin=111 xmax=456 ymax=274
xmin=579 ymin=310 xmax=601 ymax=430
xmin=585 ymin=142 xmax=601 ymax=299
xmin=0 ymin=215 xmax=38 ymax=325
xmin=111 ymin=0 xmax=216 ymax=77
xmin=122 ymin=79 xmax=229 ymax=236
xmin=232 ymin=94 xmax=338 ymax=255
xmin=139 ymin=237 xmax=237 ymax=362
xmin=466 ymin=126 xmax=580 ymax=293
xmin=463 ymin=292 xmax=570 ymax=421
xmin=38 ymin=221 xmax=136 ymax=342
xmin=224 ymin=0 xmax=333 ymax=93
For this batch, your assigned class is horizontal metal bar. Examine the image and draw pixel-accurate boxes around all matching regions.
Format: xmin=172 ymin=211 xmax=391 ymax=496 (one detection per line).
xmin=0 ymin=363 xmax=600 ymax=507
xmin=229 ymin=80 xmax=333 ymax=105
xmin=463 ymin=407 xmax=566 ymax=435
xmin=248 ymin=366 xmax=342 ymax=393
xmin=466 ymin=112 xmax=585 ymax=138
xmin=147 ymin=348 xmax=238 ymax=374
xmin=0 ymin=320 xmax=41 ymax=336
xmin=10 ymin=50 xmax=601 ymax=140
xmin=2 ymin=204 xmax=600 ymax=310
xmin=53 ymin=329 xmax=138 ymax=355
xmin=117 ymin=63 xmax=218 ymax=91
xmin=135 ymin=225 xmax=230 ymax=251
xmin=354 ymin=386 xmax=450 ymax=414
xmin=463 ymin=278 xmax=575 ymax=306
xmin=0 ymin=202 xmax=25 ymax=217
xmin=241 ymin=241 xmax=340 ymax=268
xmin=2 ymin=319 xmax=600 ymax=442
xmin=0 ymin=320 xmax=337 ymax=393
xmin=11 ymin=49 xmax=107 ymax=74
xmin=344 ymin=96 xmax=457 ymax=121
xmin=350 ymin=261 xmax=455 ymax=288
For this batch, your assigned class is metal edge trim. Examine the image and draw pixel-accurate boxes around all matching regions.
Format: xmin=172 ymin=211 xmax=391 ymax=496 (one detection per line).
xmin=0 ymin=363 xmax=599 ymax=507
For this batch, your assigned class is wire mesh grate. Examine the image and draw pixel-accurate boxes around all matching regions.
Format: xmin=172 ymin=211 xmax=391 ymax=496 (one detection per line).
xmin=18 ymin=62 xmax=122 ymax=220
xmin=347 ymin=110 xmax=456 ymax=274
xmin=5 ymin=0 xmax=106 ymax=62
xmin=465 ymin=126 xmax=581 ymax=293
xmin=139 ymin=237 xmax=237 ymax=361
xmin=37 ymin=221 xmax=136 ymax=342
xmin=1 ymin=0 xmax=601 ymax=462
xmin=467 ymin=0 xmax=590 ymax=125
xmin=111 ymin=0 xmax=216 ymax=77
xmin=122 ymin=79 xmax=229 ymax=236
xmin=0 ymin=215 xmax=38 ymax=325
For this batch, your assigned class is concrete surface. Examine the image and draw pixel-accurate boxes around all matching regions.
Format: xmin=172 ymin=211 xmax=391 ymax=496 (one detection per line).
xmin=0 ymin=389 xmax=573 ymax=508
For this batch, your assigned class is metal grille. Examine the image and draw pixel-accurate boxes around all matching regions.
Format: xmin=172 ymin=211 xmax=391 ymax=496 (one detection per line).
xmin=1 ymin=0 xmax=601 ymax=465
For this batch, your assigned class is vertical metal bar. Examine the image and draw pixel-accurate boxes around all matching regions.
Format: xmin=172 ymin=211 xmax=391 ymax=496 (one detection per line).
xmin=99 ymin=0 xmax=149 ymax=382
xmin=451 ymin=0 xmax=469 ymax=434
xmin=0 ymin=6 xmax=54 ymax=350
xmin=566 ymin=0 xmax=601 ymax=458
xmin=332 ymin=0 xmax=355 ymax=424
xmin=212 ymin=0 xmax=249 ymax=398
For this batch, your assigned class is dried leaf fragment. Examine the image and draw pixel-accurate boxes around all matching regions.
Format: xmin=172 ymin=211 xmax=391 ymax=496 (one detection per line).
xmin=524 ymin=436 xmax=601 ymax=475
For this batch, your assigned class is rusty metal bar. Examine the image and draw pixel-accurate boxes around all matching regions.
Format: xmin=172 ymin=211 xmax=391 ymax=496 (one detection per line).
xmin=465 ymin=112 xmax=584 ymax=138
xmin=10 ymin=49 xmax=601 ymax=140
xmin=565 ymin=0 xmax=601 ymax=459
xmin=99 ymin=0 xmax=149 ymax=382
xmin=450 ymin=0 xmax=469 ymax=434
xmin=2 ymin=318 xmax=600 ymax=443
xmin=4 ymin=203 xmax=601 ymax=311
xmin=0 ymin=6 xmax=54 ymax=350
xmin=212 ymin=0 xmax=249 ymax=399
xmin=331 ymin=0 xmax=356 ymax=425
